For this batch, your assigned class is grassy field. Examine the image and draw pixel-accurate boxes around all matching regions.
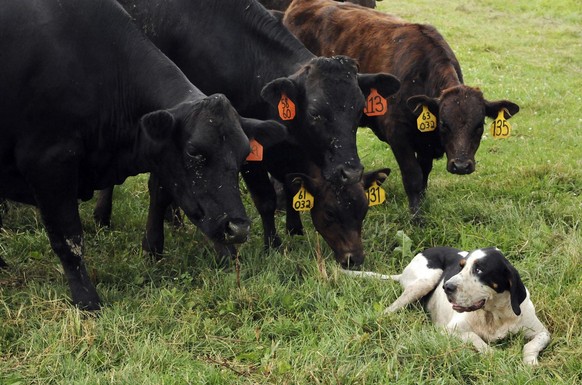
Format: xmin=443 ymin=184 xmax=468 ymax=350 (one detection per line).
xmin=1 ymin=0 xmax=580 ymax=383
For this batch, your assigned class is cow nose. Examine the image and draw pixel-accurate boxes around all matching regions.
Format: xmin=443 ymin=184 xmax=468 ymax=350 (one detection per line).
xmin=223 ymin=219 xmax=250 ymax=244
xmin=443 ymin=281 xmax=457 ymax=295
xmin=339 ymin=252 xmax=364 ymax=269
xmin=448 ymin=159 xmax=475 ymax=175
xmin=338 ymin=164 xmax=364 ymax=185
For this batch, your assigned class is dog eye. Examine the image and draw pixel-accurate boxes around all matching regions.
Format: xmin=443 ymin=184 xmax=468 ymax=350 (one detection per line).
xmin=475 ymin=267 xmax=483 ymax=275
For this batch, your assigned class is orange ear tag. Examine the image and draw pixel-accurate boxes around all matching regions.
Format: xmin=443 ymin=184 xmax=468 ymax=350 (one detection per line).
xmin=364 ymin=88 xmax=388 ymax=116
xmin=416 ymin=105 xmax=437 ymax=132
xmin=278 ymin=93 xmax=296 ymax=121
xmin=246 ymin=139 xmax=263 ymax=161
xmin=490 ymin=109 xmax=511 ymax=139
xmin=365 ymin=181 xmax=386 ymax=207
xmin=292 ymin=184 xmax=314 ymax=211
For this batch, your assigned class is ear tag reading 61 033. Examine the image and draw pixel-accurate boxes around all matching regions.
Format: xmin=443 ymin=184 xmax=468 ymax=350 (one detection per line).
xmin=416 ymin=105 xmax=437 ymax=132
xmin=292 ymin=184 xmax=314 ymax=212
xmin=278 ymin=92 xmax=296 ymax=121
xmin=490 ymin=109 xmax=511 ymax=139
xmin=366 ymin=181 xmax=386 ymax=207
xmin=364 ymin=88 xmax=388 ymax=117
xmin=246 ymin=139 xmax=263 ymax=161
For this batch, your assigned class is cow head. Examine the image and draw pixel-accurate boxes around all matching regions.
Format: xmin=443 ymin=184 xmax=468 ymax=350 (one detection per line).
xmin=408 ymin=86 xmax=519 ymax=174
xmin=262 ymin=56 xmax=399 ymax=186
xmin=140 ymin=93 xmax=286 ymax=244
xmin=286 ymin=168 xmax=390 ymax=268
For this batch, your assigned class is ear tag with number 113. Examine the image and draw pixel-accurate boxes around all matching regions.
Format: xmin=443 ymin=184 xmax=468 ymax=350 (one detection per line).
xmin=490 ymin=109 xmax=511 ymax=139
xmin=292 ymin=184 xmax=314 ymax=211
xmin=366 ymin=181 xmax=386 ymax=207
xmin=416 ymin=105 xmax=437 ymax=132
xmin=364 ymin=88 xmax=388 ymax=117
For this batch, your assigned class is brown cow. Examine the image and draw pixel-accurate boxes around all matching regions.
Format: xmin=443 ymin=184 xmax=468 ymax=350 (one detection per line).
xmin=284 ymin=0 xmax=520 ymax=215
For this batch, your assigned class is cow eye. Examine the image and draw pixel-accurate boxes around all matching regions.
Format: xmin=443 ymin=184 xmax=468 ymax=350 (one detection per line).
xmin=474 ymin=266 xmax=483 ymax=275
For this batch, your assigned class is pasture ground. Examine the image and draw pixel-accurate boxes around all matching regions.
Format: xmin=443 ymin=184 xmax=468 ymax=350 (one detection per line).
xmin=1 ymin=0 xmax=580 ymax=384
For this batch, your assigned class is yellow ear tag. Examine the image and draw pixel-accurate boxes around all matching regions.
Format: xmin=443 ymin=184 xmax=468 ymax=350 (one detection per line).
xmin=246 ymin=139 xmax=263 ymax=161
xmin=416 ymin=105 xmax=437 ymax=132
xmin=490 ymin=109 xmax=511 ymax=139
xmin=292 ymin=184 xmax=314 ymax=211
xmin=366 ymin=181 xmax=386 ymax=207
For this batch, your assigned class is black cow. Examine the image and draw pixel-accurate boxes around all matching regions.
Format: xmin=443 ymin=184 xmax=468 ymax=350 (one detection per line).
xmin=0 ymin=0 xmax=284 ymax=309
xmin=258 ymin=0 xmax=378 ymax=11
xmin=284 ymin=0 xmax=520 ymax=215
xmin=104 ymin=0 xmax=400 ymax=267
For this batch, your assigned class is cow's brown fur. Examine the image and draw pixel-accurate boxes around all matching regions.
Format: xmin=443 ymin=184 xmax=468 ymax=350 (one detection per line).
xmin=284 ymin=0 xmax=519 ymax=214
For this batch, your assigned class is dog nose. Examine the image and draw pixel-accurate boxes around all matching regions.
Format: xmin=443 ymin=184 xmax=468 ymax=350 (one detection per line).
xmin=443 ymin=281 xmax=457 ymax=295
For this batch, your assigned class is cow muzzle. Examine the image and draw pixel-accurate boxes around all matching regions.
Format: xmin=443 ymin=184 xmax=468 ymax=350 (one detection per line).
xmin=223 ymin=218 xmax=251 ymax=244
xmin=337 ymin=251 xmax=364 ymax=269
xmin=337 ymin=164 xmax=364 ymax=185
xmin=447 ymin=158 xmax=475 ymax=175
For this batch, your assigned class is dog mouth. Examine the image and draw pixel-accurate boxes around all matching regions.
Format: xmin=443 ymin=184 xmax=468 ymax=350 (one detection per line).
xmin=451 ymin=299 xmax=486 ymax=313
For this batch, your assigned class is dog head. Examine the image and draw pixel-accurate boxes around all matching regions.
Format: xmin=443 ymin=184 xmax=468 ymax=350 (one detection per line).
xmin=442 ymin=247 xmax=527 ymax=315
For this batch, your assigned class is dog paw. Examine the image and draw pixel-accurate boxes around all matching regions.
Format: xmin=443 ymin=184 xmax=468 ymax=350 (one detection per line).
xmin=523 ymin=355 xmax=539 ymax=366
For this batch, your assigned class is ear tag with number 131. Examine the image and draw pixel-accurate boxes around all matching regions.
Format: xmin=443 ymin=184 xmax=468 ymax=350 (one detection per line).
xmin=366 ymin=181 xmax=386 ymax=207
xmin=292 ymin=184 xmax=314 ymax=211
xmin=490 ymin=109 xmax=511 ymax=139
xmin=416 ymin=105 xmax=437 ymax=132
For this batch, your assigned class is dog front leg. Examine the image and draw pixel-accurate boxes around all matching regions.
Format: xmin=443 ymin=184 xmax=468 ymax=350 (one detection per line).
xmin=522 ymin=328 xmax=551 ymax=365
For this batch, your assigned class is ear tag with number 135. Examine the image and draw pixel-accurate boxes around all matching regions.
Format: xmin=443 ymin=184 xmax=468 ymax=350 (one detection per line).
xmin=416 ymin=105 xmax=437 ymax=132
xmin=490 ymin=109 xmax=511 ymax=139
xmin=292 ymin=184 xmax=314 ymax=211
xmin=366 ymin=181 xmax=386 ymax=207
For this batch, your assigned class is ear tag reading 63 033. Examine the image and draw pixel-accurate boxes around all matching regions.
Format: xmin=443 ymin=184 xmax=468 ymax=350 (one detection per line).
xmin=292 ymin=184 xmax=314 ymax=212
xmin=364 ymin=88 xmax=388 ymax=117
xmin=416 ymin=105 xmax=437 ymax=132
xmin=366 ymin=181 xmax=386 ymax=207
xmin=490 ymin=109 xmax=511 ymax=139
xmin=278 ymin=92 xmax=296 ymax=121
xmin=246 ymin=139 xmax=263 ymax=161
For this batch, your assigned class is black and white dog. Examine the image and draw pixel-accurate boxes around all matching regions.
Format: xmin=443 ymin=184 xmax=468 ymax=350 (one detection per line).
xmin=346 ymin=247 xmax=551 ymax=364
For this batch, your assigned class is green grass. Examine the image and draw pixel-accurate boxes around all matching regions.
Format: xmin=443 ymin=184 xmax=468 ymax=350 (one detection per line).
xmin=1 ymin=0 xmax=581 ymax=383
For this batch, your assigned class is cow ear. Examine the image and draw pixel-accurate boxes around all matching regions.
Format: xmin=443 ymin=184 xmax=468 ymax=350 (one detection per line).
xmin=285 ymin=173 xmax=317 ymax=196
xmin=358 ymin=73 xmax=401 ymax=99
xmin=363 ymin=168 xmax=391 ymax=189
xmin=239 ymin=117 xmax=288 ymax=149
xmin=407 ymin=95 xmax=439 ymax=117
xmin=506 ymin=261 xmax=527 ymax=316
xmin=485 ymin=100 xmax=520 ymax=119
xmin=140 ymin=110 xmax=175 ymax=143
xmin=261 ymin=77 xmax=299 ymax=108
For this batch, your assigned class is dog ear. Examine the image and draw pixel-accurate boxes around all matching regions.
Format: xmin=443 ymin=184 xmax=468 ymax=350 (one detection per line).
xmin=506 ymin=262 xmax=527 ymax=316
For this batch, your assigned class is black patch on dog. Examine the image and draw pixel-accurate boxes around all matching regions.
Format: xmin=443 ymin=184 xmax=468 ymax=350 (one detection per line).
xmin=474 ymin=248 xmax=527 ymax=315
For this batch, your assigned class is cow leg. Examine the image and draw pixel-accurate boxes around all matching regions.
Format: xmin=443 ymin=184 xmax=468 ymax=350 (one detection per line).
xmin=284 ymin=186 xmax=303 ymax=236
xmin=142 ymin=174 xmax=172 ymax=259
xmin=29 ymin=175 xmax=100 ymax=310
xmin=391 ymin=144 xmax=425 ymax=216
xmin=241 ymin=164 xmax=282 ymax=250
xmin=93 ymin=187 xmax=114 ymax=227
xmin=417 ymin=154 xmax=434 ymax=193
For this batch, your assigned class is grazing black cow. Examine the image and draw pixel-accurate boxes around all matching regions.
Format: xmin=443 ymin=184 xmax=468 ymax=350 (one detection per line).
xmin=105 ymin=0 xmax=400 ymax=267
xmin=258 ymin=0 xmax=378 ymax=11
xmin=0 ymin=0 xmax=285 ymax=309
xmin=284 ymin=0 xmax=520 ymax=215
